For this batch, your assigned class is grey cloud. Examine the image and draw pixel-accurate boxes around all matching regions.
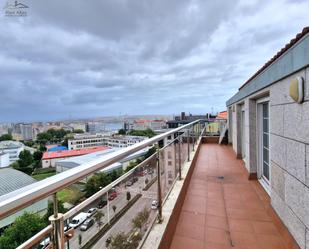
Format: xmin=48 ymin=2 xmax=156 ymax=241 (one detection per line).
xmin=0 ymin=0 xmax=309 ymax=122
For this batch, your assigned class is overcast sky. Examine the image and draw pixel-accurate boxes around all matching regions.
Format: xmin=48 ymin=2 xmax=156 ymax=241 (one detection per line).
xmin=0 ymin=0 xmax=308 ymax=122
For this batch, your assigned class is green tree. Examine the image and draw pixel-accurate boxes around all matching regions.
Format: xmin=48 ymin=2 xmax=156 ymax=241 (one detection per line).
xmin=128 ymin=128 xmax=156 ymax=138
xmin=124 ymin=161 xmax=138 ymax=173
xmin=0 ymin=134 xmax=12 ymax=141
xmin=85 ymin=172 xmax=112 ymax=197
xmin=37 ymin=132 xmax=52 ymax=142
xmin=118 ymin=129 xmax=126 ymax=135
xmin=33 ymin=150 xmax=43 ymax=161
xmin=94 ymin=210 xmax=104 ymax=230
xmin=109 ymin=232 xmax=130 ymax=249
xmin=145 ymin=146 xmax=156 ymax=158
xmin=145 ymin=178 xmax=149 ymax=185
xmin=73 ymin=129 xmax=84 ymax=134
xmin=110 ymin=169 xmax=123 ymax=181
xmin=0 ymin=212 xmax=45 ymax=249
xmin=18 ymin=150 xmax=33 ymax=168
xmin=126 ymin=191 xmax=131 ymax=202
xmin=61 ymin=134 xmax=74 ymax=148
xmin=43 ymin=200 xmax=66 ymax=224
xmin=131 ymin=207 xmax=150 ymax=231
xmin=39 ymin=144 xmax=47 ymax=152
xmin=23 ymin=140 xmax=34 ymax=147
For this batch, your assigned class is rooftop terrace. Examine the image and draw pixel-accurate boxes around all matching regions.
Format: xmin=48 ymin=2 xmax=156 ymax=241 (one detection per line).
xmin=168 ymin=144 xmax=299 ymax=249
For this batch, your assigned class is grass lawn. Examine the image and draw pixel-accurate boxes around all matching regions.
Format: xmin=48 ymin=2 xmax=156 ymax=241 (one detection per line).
xmin=32 ymin=172 xmax=56 ymax=180
xmin=57 ymin=185 xmax=84 ymax=204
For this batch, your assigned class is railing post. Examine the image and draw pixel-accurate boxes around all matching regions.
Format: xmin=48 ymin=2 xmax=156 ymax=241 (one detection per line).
xmin=178 ymin=136 xmax=182 ymax=180
xmin=156 ymin=146 xmax=163 ymax=223
xmin=192 ymin=126 xmax=195 ymax=151
xmin=187 ymin=129 xmax=190 ymax=162
xmin=107 ymin=192 xmax=110 ymax=224
xmin=49 ymin=193 xmax=65 ymax=249
xmin=174 ymin=134 xmax=177 ymax=179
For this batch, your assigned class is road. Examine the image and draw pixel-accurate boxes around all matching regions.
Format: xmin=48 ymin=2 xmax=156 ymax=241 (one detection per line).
xmin=66 ymin=170 xmax=158 ymax=249
xmin=92 ymin=197 xmax=156 ymax=249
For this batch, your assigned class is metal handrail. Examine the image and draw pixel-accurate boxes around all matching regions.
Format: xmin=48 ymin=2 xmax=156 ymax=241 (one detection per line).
xmin=64 ymin=152 xmax=157 ymax=220
xmin=0 ymin=120 xmax=200 ymax=220
xmin=16 ymin=225 xmax=52 ymax=249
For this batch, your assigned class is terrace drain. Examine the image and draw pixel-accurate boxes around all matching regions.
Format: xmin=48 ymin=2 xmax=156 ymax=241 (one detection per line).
xmin=217 ymin=176 xmax=224 ymax=180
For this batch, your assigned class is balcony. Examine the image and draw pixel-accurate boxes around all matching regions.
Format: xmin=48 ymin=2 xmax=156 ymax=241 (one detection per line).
xmin=144 ymin=143 xmax=300 ymax=249
xmin=0 ymin=120 xmax=299 ymax=249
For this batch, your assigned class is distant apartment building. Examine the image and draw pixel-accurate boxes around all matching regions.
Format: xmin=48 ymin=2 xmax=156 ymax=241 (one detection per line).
xmin=12 ymin=123 xmax=33 ymax=140
xmin=0 ymin=124 xmax=11 ymax=136
xmin=68 ymin=133 xmax=147 ymax=150
xmin=20 ymin=123 xmax=33 ymax=140
xmin=67 ymin=122 xmax=87 ymax=132
xmin=226 ymin=27 xmax=309 ymax=249
xmin=126 ymin=119 xmax=166 ymax=131
xmin=86 ymin=121 xmax=105 ymax=134
xmin=41 ymin=146 xmax=109 ymax=168
xmin=0 ymin=141 xmax=25 ymax=164
xmin=167 ymin=112 xmax=207 ymax=128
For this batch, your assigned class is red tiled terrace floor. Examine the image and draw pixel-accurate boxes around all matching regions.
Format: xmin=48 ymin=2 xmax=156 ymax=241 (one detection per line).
xmin=170 ymin=144 xmax=300 ymax=249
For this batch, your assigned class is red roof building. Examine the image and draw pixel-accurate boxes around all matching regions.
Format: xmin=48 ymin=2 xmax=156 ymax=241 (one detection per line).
xmin=216 ymin=111 xmax=227 ymax=120
xmin=42 ymin=146 xmax=110 ymax=168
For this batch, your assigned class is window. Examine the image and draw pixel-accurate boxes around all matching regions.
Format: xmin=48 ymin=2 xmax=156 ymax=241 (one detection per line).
xmin=257 ymin=97 xmax=270 ymax=194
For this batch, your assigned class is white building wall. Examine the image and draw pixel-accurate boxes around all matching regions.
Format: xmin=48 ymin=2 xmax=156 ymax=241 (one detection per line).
xmin=228 ymin=67 xmax=309 ymax=249
xmin=0 ymin=153 xmax=10 ymax=168
xmin=42 ymin=157 xmax=66 ymax=168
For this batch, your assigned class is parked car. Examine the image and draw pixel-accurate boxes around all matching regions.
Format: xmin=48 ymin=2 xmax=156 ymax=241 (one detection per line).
xmin=125 ymin=180 xmax=134 ymax=187
xmin=108 ymin=191 xmax=117 ymax=201
xmin=87 ymin=208 xmax=97 ymax=217
xmin=136 ymin=170 xmax=145 ymax=177
xmin=151 ymin=200 xmax=158 ymax=210
xmin=37 ymin=237 xmax=50 ymax=249
xmin=97 ymin=200 xmax=107 ymax=209
xmin=69 ymin=212 xmax=88 ymax=228
xmin=80 ymin=218 xmax=94 ymax=231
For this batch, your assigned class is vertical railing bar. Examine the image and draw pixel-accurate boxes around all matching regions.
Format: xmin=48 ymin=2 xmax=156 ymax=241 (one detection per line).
xmin=178 ymin=135 xmax=182 ymax=180
xmin=156 ymin=144 xmax=163 ymax=222
xmin=187 ymin=129 xmax=190 ymax=162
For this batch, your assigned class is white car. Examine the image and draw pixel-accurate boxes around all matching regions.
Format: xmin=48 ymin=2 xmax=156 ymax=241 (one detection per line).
xmin=151 ymin=200 xmax=158 ymax=210
xmin=87 ymin=207 xmax=97 ymax=217
xmin=39 ymin=237 xmax=50 ymax=249
xmin=69 ymin=212 xmax=88 ymax=228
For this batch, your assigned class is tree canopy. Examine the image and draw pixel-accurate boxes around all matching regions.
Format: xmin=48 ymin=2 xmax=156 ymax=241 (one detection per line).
xmin=118 ymin=129 xmax=126 ymax=135
xmin=0 ymin=134 xmax=12 ymax=141
xmin=18 ymin=150 xmax=33 ymax=168
xmin=85 ymin=169 xmax=124 ymax=197
xmin=128 ymin=128 xmax=156 ymax=138
xmin=131 ymin=207 xmax=150 ymax=231
xmin=43 ymin=200 xmax=66 ymax=224
xmin=0 ymin=212 xmax=45 ymax=249
xmin=36 ymin=128 xmax=70 ymax=144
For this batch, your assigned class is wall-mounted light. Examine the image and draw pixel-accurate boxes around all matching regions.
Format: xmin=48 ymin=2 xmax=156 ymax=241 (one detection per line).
xmin=289 ymin=76 xmax=304 ymax=104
